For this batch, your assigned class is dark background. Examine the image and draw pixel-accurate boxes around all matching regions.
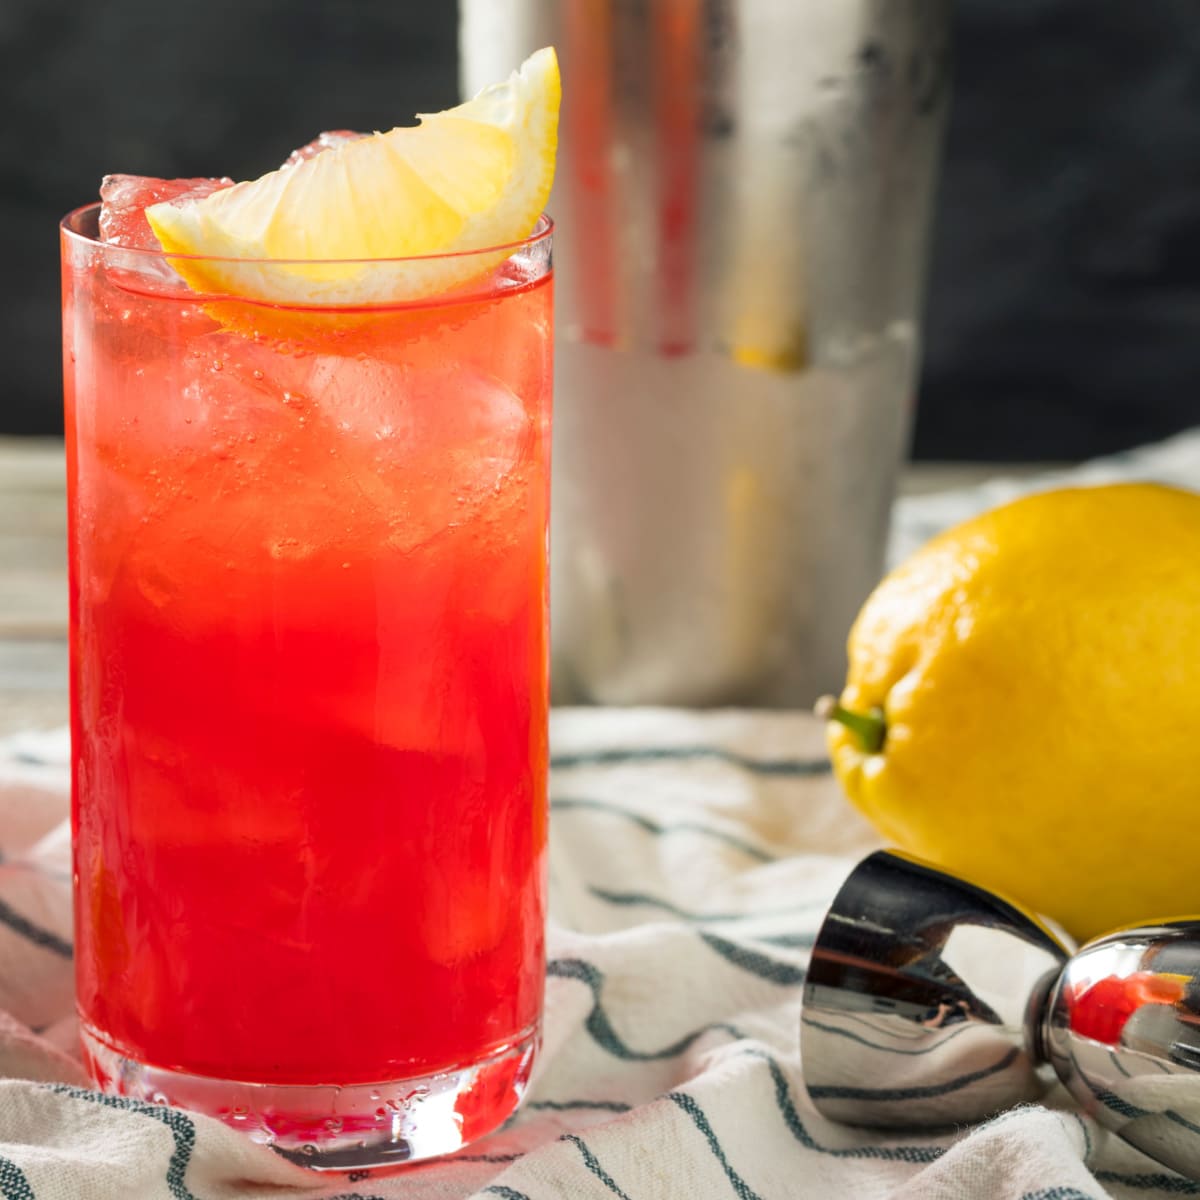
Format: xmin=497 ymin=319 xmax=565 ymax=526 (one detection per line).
xmin=4 ymin=0 xmax=1199 ymax=459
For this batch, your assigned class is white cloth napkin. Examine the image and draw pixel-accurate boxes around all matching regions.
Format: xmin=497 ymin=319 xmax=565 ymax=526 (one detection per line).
xmin=3 ymin=426 xmax=1200 ymax=1198
xmin=0 ymin=713 xmax=1191 ymax=1200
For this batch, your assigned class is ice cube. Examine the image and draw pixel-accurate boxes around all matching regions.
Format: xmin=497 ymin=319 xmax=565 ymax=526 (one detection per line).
xmin=280 ymin=130 xmax=365 ymax=169
xmin=377 ymin=365 xmax=535 ymax=550
xmin=267 ymin=353 xmax=534 ymax=548
xmin=98 ymin=174 xmax=233 ymax=250
xmin=302 ymin=357 xmax=529 ymax=473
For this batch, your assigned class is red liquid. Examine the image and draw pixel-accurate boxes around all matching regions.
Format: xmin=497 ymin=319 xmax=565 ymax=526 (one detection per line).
xmin=63 ymin=223 xmax=551 ymax=1092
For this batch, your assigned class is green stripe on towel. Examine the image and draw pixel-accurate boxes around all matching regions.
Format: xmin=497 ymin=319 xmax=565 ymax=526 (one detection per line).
xmin=550 ymin=746 xmax=830 ymax=777
xmin=49 ymin=1086 xmax=198 ymax=1200
xmin=553 ymin=798 xmax=778 ymax=863
xmin=667 ymin=1093 xmax=764 ymax=1200
xmin=585 ymin=887 xmax=819 ymax=924
xmin=0 ymin=899 xmax=71 ymax=959
xmin=0 ymin=1156 xmax=35 ymax=1200
xmin=547 ymin=957 xmax=746 ymax=1061
xmin=561 ymin=1134 xmax=634 ymax=1200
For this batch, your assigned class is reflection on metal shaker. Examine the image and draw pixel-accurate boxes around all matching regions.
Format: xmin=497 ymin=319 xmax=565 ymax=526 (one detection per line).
xmin=461 ymin=0 xmax=951 ymax=706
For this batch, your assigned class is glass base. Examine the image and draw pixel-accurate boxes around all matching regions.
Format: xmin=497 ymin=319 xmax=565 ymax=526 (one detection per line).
xmin=80 ymin=1020 xmax=538 ymax=1171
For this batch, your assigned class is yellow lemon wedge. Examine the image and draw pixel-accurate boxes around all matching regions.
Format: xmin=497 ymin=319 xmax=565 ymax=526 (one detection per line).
xmin=146 ymin=47 xmax=560 ymax=306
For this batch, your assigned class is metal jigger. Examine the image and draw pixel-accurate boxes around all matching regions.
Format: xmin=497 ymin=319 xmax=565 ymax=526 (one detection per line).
xmin=801 ymin=851 xmax=1200 ymax=1180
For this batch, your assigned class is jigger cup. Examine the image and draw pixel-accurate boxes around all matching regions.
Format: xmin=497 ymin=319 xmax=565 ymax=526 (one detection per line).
xmin=801 ymin=851 xmax=1200 ymax=1181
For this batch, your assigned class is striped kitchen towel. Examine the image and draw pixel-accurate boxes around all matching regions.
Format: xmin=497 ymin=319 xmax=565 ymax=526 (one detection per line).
xmin=0 ymin=711 xmax=1193 ymax=1200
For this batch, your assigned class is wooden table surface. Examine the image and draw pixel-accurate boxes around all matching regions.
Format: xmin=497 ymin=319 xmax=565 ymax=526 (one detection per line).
xmin=0 ymin=438 xmax=70 ymax=736
xmin=0 ymin=436 xmax=1017 ymax=740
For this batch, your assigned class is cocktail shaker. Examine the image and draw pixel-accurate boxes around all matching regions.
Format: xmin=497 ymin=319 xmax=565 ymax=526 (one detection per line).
xmin=803 ymin=851 xmax=1200 ymax=1182
xmin=461 ymin=0 xmax=951 ymax=705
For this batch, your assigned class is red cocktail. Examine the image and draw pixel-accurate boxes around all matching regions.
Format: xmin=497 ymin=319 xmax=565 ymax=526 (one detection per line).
xmin=61 ymin=202 xmax=552 ymax=1167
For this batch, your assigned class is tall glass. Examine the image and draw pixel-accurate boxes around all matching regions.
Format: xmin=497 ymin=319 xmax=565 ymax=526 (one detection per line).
xmin=60 ymin=206 xmax=553 ymax=1170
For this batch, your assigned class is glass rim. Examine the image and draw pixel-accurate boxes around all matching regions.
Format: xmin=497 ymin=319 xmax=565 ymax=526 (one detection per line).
xmin=60 ymin=203 xmax=554 ymax=267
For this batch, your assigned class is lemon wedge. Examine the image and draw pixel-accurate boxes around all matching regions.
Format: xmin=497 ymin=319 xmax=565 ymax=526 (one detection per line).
xmin=146 ymin=47 xmax=559 ymax=306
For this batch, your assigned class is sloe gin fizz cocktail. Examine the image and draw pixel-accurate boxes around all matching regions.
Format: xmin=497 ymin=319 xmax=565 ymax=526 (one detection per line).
xmin=62 ymin=50 xmax=558 ymax=1170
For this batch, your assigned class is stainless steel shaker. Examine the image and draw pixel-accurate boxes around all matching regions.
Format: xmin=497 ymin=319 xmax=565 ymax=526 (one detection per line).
xmin=461 ymin=0 xmax=951 ymax=706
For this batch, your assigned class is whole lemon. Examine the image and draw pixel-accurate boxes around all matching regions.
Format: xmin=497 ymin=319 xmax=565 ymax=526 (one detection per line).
xmin=823 ymin=483 xmax=1200 ymax=942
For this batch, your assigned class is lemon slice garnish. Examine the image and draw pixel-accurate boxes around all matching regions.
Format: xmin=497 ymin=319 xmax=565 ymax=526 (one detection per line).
xmin=146 ymin=47 xmax=559 ymax=306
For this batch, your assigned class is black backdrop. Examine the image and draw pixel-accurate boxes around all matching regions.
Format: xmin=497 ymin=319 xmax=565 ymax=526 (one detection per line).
xmin=6 ymin=0 xmax=1200 ymax=459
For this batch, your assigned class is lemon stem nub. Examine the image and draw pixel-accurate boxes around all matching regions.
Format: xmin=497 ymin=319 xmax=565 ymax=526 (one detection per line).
xmin=815 ymin=696 xmax=887 ymax=754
